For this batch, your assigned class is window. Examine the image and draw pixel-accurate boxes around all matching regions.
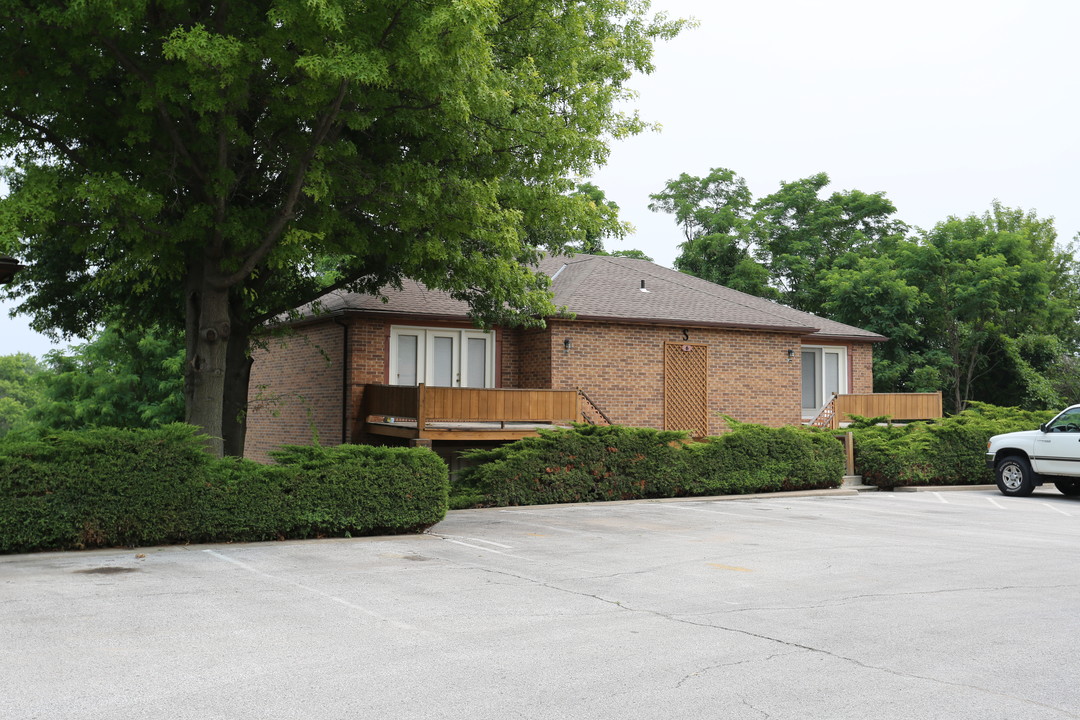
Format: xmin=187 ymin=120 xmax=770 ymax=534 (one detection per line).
xmin=389 ymin=326 xmax=495 ymax=387
xmin=801 ymin=346 xmax=847 ymax=417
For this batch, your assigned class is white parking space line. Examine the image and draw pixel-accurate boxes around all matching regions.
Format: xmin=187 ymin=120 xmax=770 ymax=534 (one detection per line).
xmin=432 ymin=534 xmax=514 ymax=549
xmin=1042 ymin=503 xmax=1073 ymax=517
xmin=985 ymin=497 xmax=1007 ymax=510
xmin=932 ymin=492 xmax=949 ymax=503
xmin=653 ymin=503 xmax=825 ymax=526
xmin=204 ymin=550 xmax=419 ymax=631
xmin=436 ymin=538 xmax=531 ymax=559
xmin=479 ymin=515 xmax=605 ymax=538
xmin=793 ymin=500 xmax=950 ymax=521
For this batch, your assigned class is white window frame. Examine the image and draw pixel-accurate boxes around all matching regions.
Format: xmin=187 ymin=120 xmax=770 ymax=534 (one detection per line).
xmin=460 ymin=331 xmax=493 ymax=388
xmin=801 ymin=345 xmax=848 ymax=418
xmin=389 ymin=326 xmax=495 ymax=388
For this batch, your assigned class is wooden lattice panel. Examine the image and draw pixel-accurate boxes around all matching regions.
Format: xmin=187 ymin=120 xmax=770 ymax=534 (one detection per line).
xmin=664 ymin=342 xmax=709 ymax=437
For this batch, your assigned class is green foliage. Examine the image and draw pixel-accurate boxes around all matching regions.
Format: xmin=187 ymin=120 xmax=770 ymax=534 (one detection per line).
xmin=0 ymin=425 xmax=213 ymax=551
xmin=0 ymin=353 xmax=42 ymax=437
xmin=748 ymin=174 xmax=906 ymax=313
xmin=566 ymin=182 xmax=630 ymax=255
xmin=659 ymin=169 xmax=904 ymax=305
xmin=652 ymin=168 xmax=774 ymax=297
xmin=453 ymin=423 xmax=844 ymax=508
xmin=853 ymin=403 xmax=1057 ymax=488
xmin=0 ymin=0 xmax=687 ymax=453
xmin=457 ymin=425 xmax=688 ymax=506
xmin=268 ymin=444 xmax=449 ymax=536
xmin=594 ymin=248 xmax=655 ymax=261
xmin=825 ymin=202 xmax=1080 ymax=412
xmin=29 ymin=325 xmax=184 ymax=430
xmin=1044 ymin=353 xmax=1080 ymax=404
xmin=682 ymin=423 xmax=846 ymax=495
xmin=0 ymin=427 xmax=448 ymax=553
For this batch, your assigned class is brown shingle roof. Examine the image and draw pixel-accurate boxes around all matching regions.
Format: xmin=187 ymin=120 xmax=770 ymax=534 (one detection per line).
xmin=303 ymin=254 xmax=885 ymax=341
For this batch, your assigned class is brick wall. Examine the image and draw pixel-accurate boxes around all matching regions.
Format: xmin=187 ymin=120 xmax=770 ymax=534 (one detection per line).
xmin=536 ymin=319 xmax=805 ymax=434
xmin=498 ymin=327 xmax=520 ymax=388
xmin=849 ymin=342 xmax=874 ymax=393
xmin=344 ymin=316 xmax=391 ymax=443
xmin=516 ymin=327 xmax=552 ymax=389
xmin=246 ymin=314 xmax=879 ymax=459
xmin=245 ymin=322 xmax=346 ymax=463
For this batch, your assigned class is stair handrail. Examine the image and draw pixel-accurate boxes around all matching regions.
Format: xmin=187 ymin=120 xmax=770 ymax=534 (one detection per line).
xmin=810 ymin=394 xmax=838 ymax=429
xmin=577 ymin=388 xmax=612 ymax=426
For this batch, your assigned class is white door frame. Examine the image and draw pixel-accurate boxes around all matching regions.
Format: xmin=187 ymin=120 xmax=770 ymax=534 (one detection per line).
xmin=389 ymin=326 xmax=495 ymax=387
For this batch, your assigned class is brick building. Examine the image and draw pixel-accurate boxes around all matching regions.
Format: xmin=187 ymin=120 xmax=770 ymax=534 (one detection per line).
xmin=244 ymin=254 xmax=884 ymax=461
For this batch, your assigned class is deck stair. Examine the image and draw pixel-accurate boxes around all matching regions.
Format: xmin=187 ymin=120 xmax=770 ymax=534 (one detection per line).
xmin=577 ymin=388 xmax=612 ymax=426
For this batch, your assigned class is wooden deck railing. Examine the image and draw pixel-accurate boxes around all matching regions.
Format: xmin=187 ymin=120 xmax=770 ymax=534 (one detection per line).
xmin=813 ymin=391 xmax=943 ymax=429
xmin=363 ymin=383 xmax=420 ymax=420
xmin=364 ymin=384 xmax=580 ymax=436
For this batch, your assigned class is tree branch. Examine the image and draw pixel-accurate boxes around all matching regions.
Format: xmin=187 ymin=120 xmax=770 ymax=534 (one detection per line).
xmin=2 ymin=109 xmax=86 ymax=168
xmin=216 ymin=78 xmax=351 ymax=289
xmin=248 ymin=267 xmax=391 ymax=326
xmin=96 ymin=34 xmax=209 ymax=186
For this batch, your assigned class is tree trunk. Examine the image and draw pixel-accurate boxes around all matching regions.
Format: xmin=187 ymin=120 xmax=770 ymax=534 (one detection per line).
xmin=221 ymin=316 xmax=253 ymax=458
xmin=185 ymin=269 xmax=231 ymax=457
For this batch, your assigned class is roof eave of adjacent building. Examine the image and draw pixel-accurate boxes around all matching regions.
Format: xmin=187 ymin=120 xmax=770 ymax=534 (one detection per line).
xmin=0 ymin=256 xmax=23 ymax=285
xmin=560 ymin=313 xmax=819 ymax=336
xmin=804 ymin=332 xmax=889 ymax=344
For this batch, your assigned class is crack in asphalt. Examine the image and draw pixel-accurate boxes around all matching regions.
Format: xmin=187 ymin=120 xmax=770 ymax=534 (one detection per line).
xmin=431 ymin=538 xmax=1080 ymax=718
xmin=675 ymin=651 xmax=797 ymax=689
xmin=740 ymin=697 xmax=772 ymax=719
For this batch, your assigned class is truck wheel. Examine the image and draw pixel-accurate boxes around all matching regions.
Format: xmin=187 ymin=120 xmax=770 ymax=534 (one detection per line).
xmin=1053 ymin=481 xmax=1080 ymax=496
xmin=996 ymin=456 xmax=1035 ymax=497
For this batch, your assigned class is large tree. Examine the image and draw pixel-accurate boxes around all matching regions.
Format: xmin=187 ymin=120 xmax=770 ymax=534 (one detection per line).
xmin=650 ymin=167 xmax=772 ymax=296
xmin=659 ymin=169 xmax=905 ymax=304
xmin=745 ymin=172 xmax=907 ymax=312
xmin=30 ymin=325 xmax=185 ymax=431
xmin=822 ymin=203 xmax=1080 ymax=412
xmin=0 ymin=353 xmax=42 ymax=437
xmin=0 ymin=0 xmax=683 ymax=455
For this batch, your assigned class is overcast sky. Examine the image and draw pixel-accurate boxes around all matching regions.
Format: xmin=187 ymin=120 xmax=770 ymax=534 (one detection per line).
xmin=3 ymin=0 xmax=1078 ymax=357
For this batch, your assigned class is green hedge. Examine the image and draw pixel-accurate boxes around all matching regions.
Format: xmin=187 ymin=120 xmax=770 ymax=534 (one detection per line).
xmin=454 ymin=422 xmax=845 ymax=508
xmin=0 ymin=425 xmax=448 ymax=553
xmin=682 ymin=424 xmax=847 ymax=496
xmin=853 ymin=403 xmax=1057 ymax=488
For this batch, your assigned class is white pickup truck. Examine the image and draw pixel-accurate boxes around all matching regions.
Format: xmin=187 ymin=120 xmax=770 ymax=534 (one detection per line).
xmin=986 ymin=404 xmax=1080 ymax=496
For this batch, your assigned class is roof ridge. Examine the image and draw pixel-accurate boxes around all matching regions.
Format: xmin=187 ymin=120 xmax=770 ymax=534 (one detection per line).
xmin=599 ymin=255 xmax=822 ymax=332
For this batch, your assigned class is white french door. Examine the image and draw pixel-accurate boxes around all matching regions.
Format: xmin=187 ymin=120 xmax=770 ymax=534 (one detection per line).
xmin=390 ymin=326 xmax=494 ymax=387
xmin=801 ymin=346 xmax=847 ymax=417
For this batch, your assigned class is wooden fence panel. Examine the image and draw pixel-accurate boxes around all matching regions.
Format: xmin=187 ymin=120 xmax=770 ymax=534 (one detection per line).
xmin=371 ymin=386 xmax=579 ymax=423
xmin=835 ymin=392 xmax=942 ymax=422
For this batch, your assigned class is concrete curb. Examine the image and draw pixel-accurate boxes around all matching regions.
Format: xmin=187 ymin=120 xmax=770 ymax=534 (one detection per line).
xmin=893 ymin=484 xmax=996 ymax=493
xmin=449 ymin=487 xmax=859 ymax=513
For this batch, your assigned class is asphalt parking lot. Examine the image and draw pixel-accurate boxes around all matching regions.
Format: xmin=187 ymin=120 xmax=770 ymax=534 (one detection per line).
xmin=4 ymin=486 xmax=1080 ymax=720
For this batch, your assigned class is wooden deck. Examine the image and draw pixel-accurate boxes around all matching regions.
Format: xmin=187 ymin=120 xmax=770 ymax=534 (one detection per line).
xmin=363 ymin=384 xmax=581 ymax=441
xmin=813 ymin=392 xmax=943 ymax=429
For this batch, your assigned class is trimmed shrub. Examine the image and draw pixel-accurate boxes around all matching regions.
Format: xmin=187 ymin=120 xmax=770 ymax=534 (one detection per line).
xmin=0 ymin=425 xmax=214 ymax=552
xmin=457 ymin=425 xmax=688 ymax=507
xmin=683 ymin=423 xmax=846 ymax=495
xmin=454 ymin=422 xmax=845 ymax=508
xmin=853 ymin=403 xmax=1057 ymax=488
xmin=268 ymin=444 xmax=449 ymax=537
xmin=0 ymin=425 xmax=448 ymax=553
